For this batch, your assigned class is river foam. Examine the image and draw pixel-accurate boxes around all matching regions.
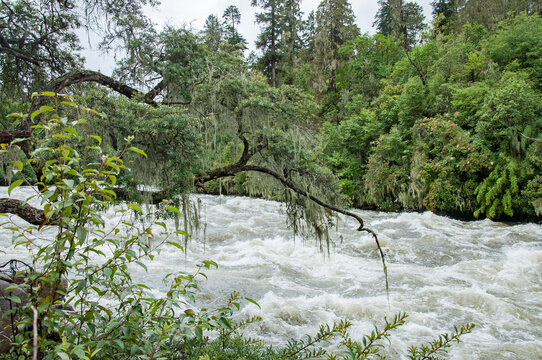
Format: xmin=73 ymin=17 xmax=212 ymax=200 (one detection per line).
xmin=1 ymin=189 xmax=541 ymax=359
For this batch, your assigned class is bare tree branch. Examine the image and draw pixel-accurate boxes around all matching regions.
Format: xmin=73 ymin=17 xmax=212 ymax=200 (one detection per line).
xmin=47 ymin=70 xmax=162 ymax=107
xmin=0 ymin=198 xmax=58 ymax=226
xmin=521 ymin=133 xmax=542 ymax=144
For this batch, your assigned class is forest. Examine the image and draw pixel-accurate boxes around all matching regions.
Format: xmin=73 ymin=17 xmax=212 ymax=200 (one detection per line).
xmin=0 ymin=0 xmax=541 ymax=359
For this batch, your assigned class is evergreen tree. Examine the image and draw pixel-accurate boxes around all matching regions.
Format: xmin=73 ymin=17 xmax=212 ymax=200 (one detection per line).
xmin=431 ymin=0 xmax=457 ymax=34
xmin=455 ymin=0 xmax=541 ymax=30
xmin=374 ymin=0 xmax=425 ymax=49
xmin=252 ymin=0 xmax=284 ymax=86
xmin=302 ymin=10 xmax=317 ymax=51
xmin=432 ymin=0 xmax=456 ymax=20
xmin=374 ymin=0 xmax=397 ymax=36
xmin=401 ymin=2 xmax=425 ymax=49
xmin=222 ymin=5 xmax=248 ymax=51
xmin=252 ymin=0 xmax=303 ymax=86
xmin=281 ymin=0 xmax=304 ymax=73
xmin=202 ymin=14 xmax=223 ymax=53
xmin=313 ymin=0 xmax=359 ymax=94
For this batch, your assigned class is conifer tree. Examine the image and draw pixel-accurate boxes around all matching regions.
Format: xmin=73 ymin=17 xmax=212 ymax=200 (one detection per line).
xmin=223 ymin=5 xmax=248 ymax=51
xmin=252 ymin=0 xmax=303 ymax=86
xmin=455 ymin=0 xmax=541 ymax=30
xmin=374 ymin=0 xmax=424 ymax=50
xmin=431 ymin=0 xmax=457 ymax=34
xmin=252 ymin=0 xmax=284 ymax=86
xmin=302 ymin=10 xmax=317 ymax=52
xmin=281 ymin=0 xmax=303 ymax=75
xmin=313 ymin=0 xmax=359 ymax=94
xmin=202 ymin=14 xmax=223 ymax=53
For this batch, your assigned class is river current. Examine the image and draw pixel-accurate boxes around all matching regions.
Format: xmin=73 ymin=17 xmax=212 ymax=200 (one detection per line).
xmin=1 ymin=188 xmax=541 ymax=359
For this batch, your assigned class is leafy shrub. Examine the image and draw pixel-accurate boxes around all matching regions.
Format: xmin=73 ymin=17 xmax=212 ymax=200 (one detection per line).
xmin=1 ymin=93 xmax=238 ymax=359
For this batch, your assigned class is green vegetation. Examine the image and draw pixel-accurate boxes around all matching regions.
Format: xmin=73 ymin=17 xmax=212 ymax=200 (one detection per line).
xmin=321 ymin=12 xmax=542 ymax=220
xmin=0 ymin=0 xmax=541 ymax=358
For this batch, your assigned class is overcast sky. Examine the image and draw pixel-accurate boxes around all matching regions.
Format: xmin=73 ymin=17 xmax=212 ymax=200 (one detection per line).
xmin=84 ymin=0 xmax=433 ymax=74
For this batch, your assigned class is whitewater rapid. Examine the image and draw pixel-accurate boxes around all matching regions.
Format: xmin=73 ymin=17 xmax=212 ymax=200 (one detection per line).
xmin=1 ymin=189 xmax=541 ymax=359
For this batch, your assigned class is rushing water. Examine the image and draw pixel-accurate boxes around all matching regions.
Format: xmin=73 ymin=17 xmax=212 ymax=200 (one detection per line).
xmin=1 ymin=188 xmax=541 ymax=359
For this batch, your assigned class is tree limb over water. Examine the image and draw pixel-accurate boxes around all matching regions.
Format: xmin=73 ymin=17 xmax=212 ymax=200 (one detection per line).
xmin=0 ymin=70 xmax=387 ymax=291
xmin=194 ymin=122 xmax=388 ymax=291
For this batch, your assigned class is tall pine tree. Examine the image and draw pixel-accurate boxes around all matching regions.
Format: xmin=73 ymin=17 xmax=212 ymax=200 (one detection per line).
xmin=281 ymin=0 xmax=303 ymax=77
xmin=202 ymin=14 xmax=223 ymax=53
xmin=313 ymin=0 xmax=359 ymax=94
xmin=374 ymin=0 xmax=424 ymax=49
xmin=252 ymin=0 xmax=284 ymax=86
xmin=223 ymin=5 xmax=248 ymax=51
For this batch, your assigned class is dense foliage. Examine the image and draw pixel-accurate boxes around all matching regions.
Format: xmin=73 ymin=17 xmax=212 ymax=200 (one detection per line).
xmin=322 ymin=12 xmax=542 ymax=219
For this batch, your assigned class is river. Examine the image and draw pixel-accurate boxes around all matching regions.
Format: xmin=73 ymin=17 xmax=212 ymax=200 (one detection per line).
xmin=1 ymin=189 xmax=541 ymax=359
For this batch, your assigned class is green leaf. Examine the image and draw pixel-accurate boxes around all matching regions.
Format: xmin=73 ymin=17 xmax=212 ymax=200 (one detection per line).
xmin=244 ymin=297 xmax=261 ymax=309
xmin=31 ymin=147 xmax=53 ymax=156
xmin=184 ymin=309 xmax=196 ymax=316
xmin=8 ymin=179 xmax=23 ymax=196
xmin=76 ymin=279 xmax=87 ymax=292
xmin=10 ymin=138 xmax=27 ymax=145
xmin=165 ymin=206 xmax=181 ymax=216
xmin=76 ymin=227 xmax=87 ymax=243
xmin=175 ymin=230 xmax=190 ymax=237
xmin=128 ymin=203 xmax=141 ymax=212
xmin=194 ymin=326 xmax=203 ymax=340
xmin=218 ymin=317 xmax=232 ymax=330
xmin=166 ymin=241 xmax=184 ymax=251
xmin=41 ymin=91 xmax=56 ymax=97
xmin=6 ymin=295 xmax=21 ymax=304
xmin=89 ymin=135 xmax=102 ymax=145
xmin=201 ymin=260 xmax=217 ymax=269
xmin=114 ymin=339 xmax=125 ymax=350
xmin=12 ymin=160 xmax=23 ymax=171
xmin=58 ymin=93 xmax=74 ymax=100
xmin=135 ymin=261 xmax=148 ymax=271
xmin=31 ymin=105 xmax=54 ymax=121
xmin=63 ymin=179 xmax=74 ymax=188
xmin=73 ymin=347 xmax=87 ymax=359
xmin=63 ymin=126 xmax=79 ymax=138
xmin=129 ymin=146 xmax=147 ymax=158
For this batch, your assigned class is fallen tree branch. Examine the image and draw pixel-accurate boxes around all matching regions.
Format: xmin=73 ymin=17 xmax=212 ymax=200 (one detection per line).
xmin=192 ymin=120 xmax=387 ymax=289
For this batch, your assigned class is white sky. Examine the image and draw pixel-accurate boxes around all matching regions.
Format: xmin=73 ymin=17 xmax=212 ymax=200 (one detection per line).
xmin=84 ymin=0 xmax=433 ymax=74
